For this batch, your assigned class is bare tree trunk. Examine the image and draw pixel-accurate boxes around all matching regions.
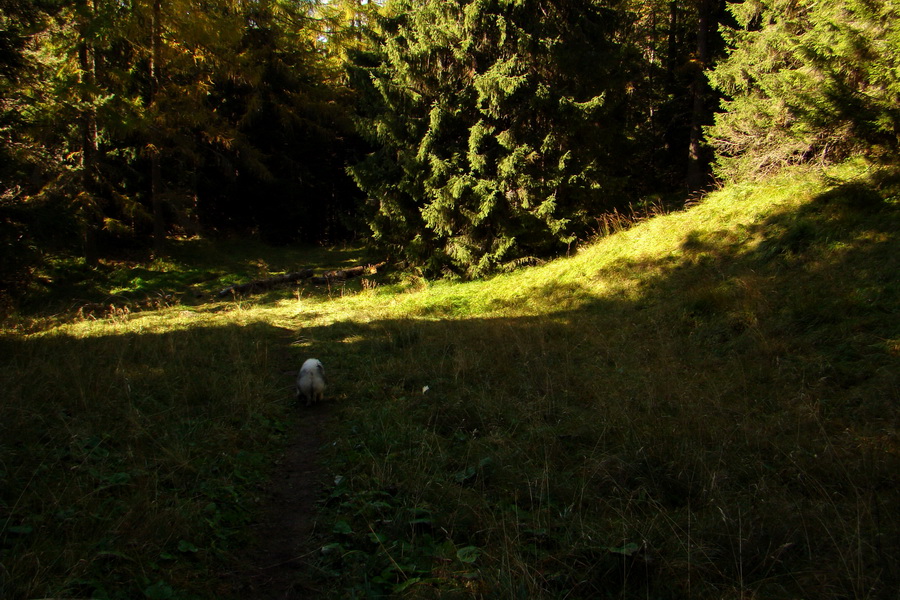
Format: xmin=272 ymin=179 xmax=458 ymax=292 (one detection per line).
xmin=150 ymin=0 xmax=166 ymax=256
xmin=667 ymin=0 xmax=678 ymax=77
xmin=151 ymin=153 xmax=164 ymax=254
xmin=78 ymin=0 xmax=100 ymax=266
xmin=687 ymin=0 xmax=712 ymax=192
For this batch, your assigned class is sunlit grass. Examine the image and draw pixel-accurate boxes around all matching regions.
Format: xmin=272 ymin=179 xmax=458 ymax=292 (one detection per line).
xmin=291 ymin=160 xmax=899 ymax=599
xmin=2 ymin=159 xmax=898 ymax=599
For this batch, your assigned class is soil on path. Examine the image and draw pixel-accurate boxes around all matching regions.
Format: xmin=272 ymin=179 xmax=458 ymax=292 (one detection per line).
xmin=232 ymin=400 xmax=333 ymax=599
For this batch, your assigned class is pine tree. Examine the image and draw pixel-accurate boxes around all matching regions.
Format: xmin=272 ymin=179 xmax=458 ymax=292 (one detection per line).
xmin=0 ymin=0 xmax=61 ymax=290
xmin=619 ymin=0 xmax=728 ymax=193
xmin=350 ymin=0 xmax=638 ymax=277
xmin=707 ymin=0 xmax=900 ymax=182
xmin=22 ymin=0 xmax=147 ymax=261
xmin=196 ymin=0 xmax=364 ymax=244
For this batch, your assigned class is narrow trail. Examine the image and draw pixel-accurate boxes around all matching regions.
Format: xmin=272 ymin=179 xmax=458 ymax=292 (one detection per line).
xmin=233 ymin=397 xmax=333 ymax=599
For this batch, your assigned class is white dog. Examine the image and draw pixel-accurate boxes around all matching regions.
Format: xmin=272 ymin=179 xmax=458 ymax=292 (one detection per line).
xmin=296 ymin=358 xmax=326 ymax=406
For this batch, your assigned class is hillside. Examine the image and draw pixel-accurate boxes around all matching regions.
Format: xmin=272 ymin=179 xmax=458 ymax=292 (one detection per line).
xmin=295 ymin=160 xmax=900 ymax=598
xmin=1 ymin=160 xmax=898 ymax=599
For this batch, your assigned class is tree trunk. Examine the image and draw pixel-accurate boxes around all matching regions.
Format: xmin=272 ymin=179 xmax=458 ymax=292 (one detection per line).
xmin=78 ymin=0 xmax=100 ymax=266
xmin=686 ymin=0 xmax=712 ymax=192
xmin=150 ymin=0 xmax=166 ymax=256
xmin=667 ymin=0 xmax=678 ymax=78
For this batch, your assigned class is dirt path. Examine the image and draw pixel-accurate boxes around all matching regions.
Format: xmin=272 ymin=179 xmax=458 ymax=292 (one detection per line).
xmin=232 ymin=400 xmax=332 ymax=599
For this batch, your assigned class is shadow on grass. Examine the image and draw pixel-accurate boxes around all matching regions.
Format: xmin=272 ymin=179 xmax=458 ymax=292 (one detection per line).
xmin=0 ymin=320 xmax=298 ymax=600
xmin=289 ymin=175 xmax=899 ymax=599
xmin=15 ymin=239 xmax=383 ymax=321
xmin=3 ymin=172 xmax=897 ymax=599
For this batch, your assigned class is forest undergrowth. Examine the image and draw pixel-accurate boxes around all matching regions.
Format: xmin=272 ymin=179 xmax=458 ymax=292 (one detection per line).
xmin=1 ymin=159 xmax=898 ymax=599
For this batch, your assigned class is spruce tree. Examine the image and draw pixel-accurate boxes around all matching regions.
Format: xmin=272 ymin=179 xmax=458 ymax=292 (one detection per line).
xmin=707 ymin=0 xmax=900 ymax=182
xmin=197 ymin=0 xmax=362 ymax=244
xmin=5 ymin=0 xmax=362 ymax=257
xmin=350 ymin=0 xmax=636 ymax=277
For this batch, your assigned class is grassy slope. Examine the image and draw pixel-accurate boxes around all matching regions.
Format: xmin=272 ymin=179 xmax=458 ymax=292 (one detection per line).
xmin=293 ymin=160 xmax=900 ymax=599
xmin=1 ymin=160 xmax=898 ymax=599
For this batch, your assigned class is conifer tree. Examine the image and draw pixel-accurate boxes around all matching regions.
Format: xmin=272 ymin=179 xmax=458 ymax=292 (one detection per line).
xmin=0 ymin=0 xmax=56 ymax=187
xmin=24 ymin=0 xmax=147 ymax=260
xmin=0 ymin=0 xmax=60 ymax=290
xmin=707 ymin=0 xmax=900 ymax=182
xmin=351 ymin=0 xmax=637 ymax=277
xmin=197 ymin=0 xmax=363 ymax=243
xmin=619 ymin=0 xmax=727 ymax=193
xmin=2 ymin=0 xmax=361 ymax=255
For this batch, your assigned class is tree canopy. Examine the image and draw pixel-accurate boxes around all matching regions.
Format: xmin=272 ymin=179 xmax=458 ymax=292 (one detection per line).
xmin=1 ymin=0 xmax=897 ymax=290
xmin=1 ymin=0 xmax=362 ymax=278
xmin=348 ymin=0 xmax=729 ymax=276
xmin=707 ymin=0 xmax=900 ymax=182
xmin=350 ymin=0 xmax=643 ymax=276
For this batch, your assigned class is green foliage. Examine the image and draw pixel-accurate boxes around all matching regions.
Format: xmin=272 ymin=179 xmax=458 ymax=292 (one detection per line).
xmin=0 ymin=318 xmax=290 ymax=599
xmin=304 ymin=160 xmax=900 ymax=598
xmin=2 ymin=160 xmax=899 ymax=598
xmin=11 ymin=236 xmax=377 ymax=318
xmin=316 ymin=477 xmax=481 ymax=596
xmin=197 ymin=0 xmax=365 ymax=243
xmin=708 ymin=0 xmax=900 ymax=182
xmin=350 ymin=0 xmax=638 ymax=277
xmin=0 ymin=0 xmax=365 ymax=282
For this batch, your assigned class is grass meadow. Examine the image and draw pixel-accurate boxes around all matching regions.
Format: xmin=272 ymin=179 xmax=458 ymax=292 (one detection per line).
xmin=2 ymin=159 xmax=898 ymax=598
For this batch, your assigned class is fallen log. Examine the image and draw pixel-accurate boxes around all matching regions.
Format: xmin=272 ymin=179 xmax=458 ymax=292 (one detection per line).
xmin=217 ymin=269 xmax=315 ymax=297
xmin=217 ymin=262 xmax=386 ymax=297
xmin=310 ymin=263 xmax=387 ymax=284
xmin=325 ymin=265 xmax=368 ymax=280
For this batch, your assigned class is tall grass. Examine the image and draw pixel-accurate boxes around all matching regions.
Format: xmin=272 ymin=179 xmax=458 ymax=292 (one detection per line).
xmin=0 ymin=310 xmax=293 ymax=598
xmin=2 ymin=159 xmax=898 ymax=599
xmin=300 ymin=161 xmax=899 ymax=598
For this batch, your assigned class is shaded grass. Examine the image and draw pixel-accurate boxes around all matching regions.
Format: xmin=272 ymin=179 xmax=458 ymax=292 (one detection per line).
xmin=0 ymin=313 xmax=295 ymax=599
xmin=14 ymin=238 xmax=380 ymax=323
xmin=1 ymin=159 xmax=898 ymax=599
xmin=293 ymin=161 xmax=900 ymax=598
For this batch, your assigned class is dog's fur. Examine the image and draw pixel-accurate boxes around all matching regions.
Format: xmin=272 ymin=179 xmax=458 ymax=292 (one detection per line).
xmin=296 ymin=358 xmax=326 ymax=405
